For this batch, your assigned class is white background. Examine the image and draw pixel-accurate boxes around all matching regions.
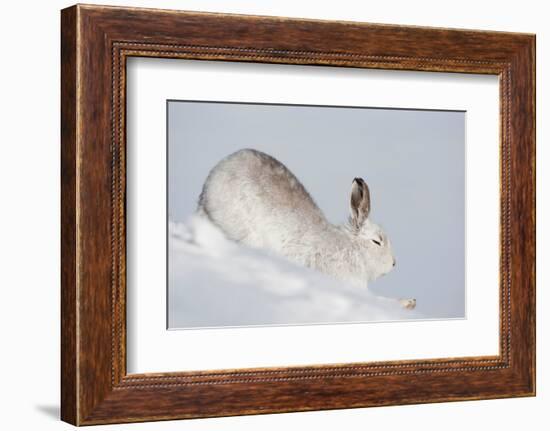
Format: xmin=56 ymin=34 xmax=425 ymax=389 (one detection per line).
xmin=0 ymin=1 xmax=546 ymax=430
xmin=127 ymin=59 xmax=499 ymax=373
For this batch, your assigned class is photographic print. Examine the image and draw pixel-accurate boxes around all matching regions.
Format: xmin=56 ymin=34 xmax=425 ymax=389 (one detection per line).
xmin=168 ymin=101 xmax=465 ymax=329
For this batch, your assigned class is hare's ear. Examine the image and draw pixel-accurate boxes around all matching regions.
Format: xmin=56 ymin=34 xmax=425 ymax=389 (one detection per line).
xmin=350 ymin=177 xmax=370 ymax=229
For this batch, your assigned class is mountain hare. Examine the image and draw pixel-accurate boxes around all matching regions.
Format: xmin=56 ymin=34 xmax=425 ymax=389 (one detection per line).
xmin=198 ymin=149 xmax=415 ymax=309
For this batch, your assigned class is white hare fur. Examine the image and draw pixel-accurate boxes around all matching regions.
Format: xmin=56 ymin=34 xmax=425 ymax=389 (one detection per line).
xmin=198 ymin=149 xmax=415 ymax=309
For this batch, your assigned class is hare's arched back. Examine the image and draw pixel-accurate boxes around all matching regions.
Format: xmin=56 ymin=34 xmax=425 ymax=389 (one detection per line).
xmin=199 ymin=149 xmax=325 ymax=249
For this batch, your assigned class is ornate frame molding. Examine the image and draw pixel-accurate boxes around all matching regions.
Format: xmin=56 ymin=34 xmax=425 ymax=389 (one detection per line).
xmin=61 ymin=5 xmax=535 ymax=425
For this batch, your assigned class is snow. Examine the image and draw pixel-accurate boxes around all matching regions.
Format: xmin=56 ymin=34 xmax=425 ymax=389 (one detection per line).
xmin=168 ymin=216 xmax=420 ymax=329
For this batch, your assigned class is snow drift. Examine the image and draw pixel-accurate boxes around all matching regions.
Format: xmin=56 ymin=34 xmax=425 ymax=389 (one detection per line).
xmin=168 ymin=216 xmax=419 ymax=329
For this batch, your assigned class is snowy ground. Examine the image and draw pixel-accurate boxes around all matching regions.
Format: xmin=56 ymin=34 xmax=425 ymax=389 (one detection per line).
xmin=168 ymin=216 xmax=420 ymax=329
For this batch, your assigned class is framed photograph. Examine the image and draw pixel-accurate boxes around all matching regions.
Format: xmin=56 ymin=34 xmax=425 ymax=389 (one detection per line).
xmin=61 ymin=4 xmax=535 ymax=425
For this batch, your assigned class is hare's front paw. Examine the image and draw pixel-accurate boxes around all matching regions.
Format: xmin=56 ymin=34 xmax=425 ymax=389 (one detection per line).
xmin=399 ymin=298 xmax=416 ymax=310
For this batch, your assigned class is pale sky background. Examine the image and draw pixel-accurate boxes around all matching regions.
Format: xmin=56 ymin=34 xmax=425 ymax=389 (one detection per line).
xmin=168 ymin=101 xmax=465 ymax=319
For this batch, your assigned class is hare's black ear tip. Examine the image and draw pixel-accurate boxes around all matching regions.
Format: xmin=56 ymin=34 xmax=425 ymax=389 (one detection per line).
xmin=353 ymin=177 xmax=364 ymax=185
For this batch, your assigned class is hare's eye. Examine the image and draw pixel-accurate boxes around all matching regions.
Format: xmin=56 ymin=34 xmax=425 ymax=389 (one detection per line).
xmin=371 ymin=239 xmax=382 ymax=246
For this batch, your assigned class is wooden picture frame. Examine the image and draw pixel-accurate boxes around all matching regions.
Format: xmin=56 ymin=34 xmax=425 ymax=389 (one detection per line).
xmin=61 ymin=4 xmax=535 ymax=425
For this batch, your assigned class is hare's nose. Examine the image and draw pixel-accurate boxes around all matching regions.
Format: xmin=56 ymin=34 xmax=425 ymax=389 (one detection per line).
xmin=392 ymin=258 xmax=396 ymax=267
